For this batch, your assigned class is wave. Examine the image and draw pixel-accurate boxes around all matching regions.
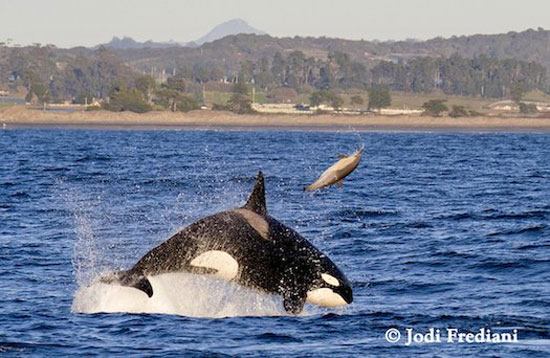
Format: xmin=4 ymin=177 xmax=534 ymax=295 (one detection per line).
xmin=433 ymin=250 xmax=478 ymax=259
xmin=75 ymin=154 xmax=112 ymax=162
xmin=255 ymin=333 xmax=303 ymax=343
xmin=470 ymin=258 xmax=550 ymax=272
xmin=517 ymin=242 xmax=550 ymax=250
xmin=487 ymin=225 xmax=547 ymax=237
xmin=370 ymin=278 xmax=456 ymax=295
xmin=333 ymin=208 xmax=400 ymax=220
xmin=9 ymin=191 xmax=30 ymax=198
xmin=436 ymin=211 xmax=474 ymax=220
xmin=485 ymin=210 xmax=549 ymax=220
xmin=436 ymin=209 xmax=549 ymax=222
xmin=42 ymin=167 xmax=70 ymax=172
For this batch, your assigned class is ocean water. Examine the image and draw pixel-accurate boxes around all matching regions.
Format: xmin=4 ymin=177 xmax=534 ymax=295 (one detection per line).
xmin=1 ymin=128 xmax=549 ymax=357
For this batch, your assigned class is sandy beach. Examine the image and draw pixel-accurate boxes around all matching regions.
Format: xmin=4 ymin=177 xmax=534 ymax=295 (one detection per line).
xmin=1 ymin=106 xmax=549 ymax=132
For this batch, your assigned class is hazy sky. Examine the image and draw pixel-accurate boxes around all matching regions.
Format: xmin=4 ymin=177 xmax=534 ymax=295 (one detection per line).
xmin=1 ymin=0 xmax=549 ymax=48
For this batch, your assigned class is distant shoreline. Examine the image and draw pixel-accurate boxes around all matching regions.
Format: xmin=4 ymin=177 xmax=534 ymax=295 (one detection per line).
xmin=2 ymin=106 xmax=550 ymax=132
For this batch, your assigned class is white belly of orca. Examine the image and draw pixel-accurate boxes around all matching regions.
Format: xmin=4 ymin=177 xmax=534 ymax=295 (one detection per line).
xmin=72 ymin=272 xmax=286 ymax=318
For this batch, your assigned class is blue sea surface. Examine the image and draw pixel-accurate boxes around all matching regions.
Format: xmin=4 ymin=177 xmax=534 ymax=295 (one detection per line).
xmin=1 ymin=129 xmax=549 ymax=357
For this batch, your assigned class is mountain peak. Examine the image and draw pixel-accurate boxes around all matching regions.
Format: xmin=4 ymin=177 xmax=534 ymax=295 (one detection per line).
xmin=97 ymin=19 xmax=266 ymax=49
xmin=193 ymin=18 xmax=266 ymax=46
xmin=100 ymin=36 xmax=181 ymax=49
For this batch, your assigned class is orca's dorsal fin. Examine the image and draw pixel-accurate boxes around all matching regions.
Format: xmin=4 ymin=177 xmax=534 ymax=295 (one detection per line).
xmin=243 ymin=171 xmax=267 ymax=216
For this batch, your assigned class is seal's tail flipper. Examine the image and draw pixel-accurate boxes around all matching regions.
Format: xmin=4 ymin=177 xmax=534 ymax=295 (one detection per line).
xmin=303 ymin=184 xmax=316 ymax=191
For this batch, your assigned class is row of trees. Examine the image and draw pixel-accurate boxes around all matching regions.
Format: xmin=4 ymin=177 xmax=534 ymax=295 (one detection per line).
xmin=102 ymin=74 xmax=265 ymax=114
xmin=371 ymin=54 xmax=546 ymax=98
xmin=134 ymin=50 xmax=548 ymax=100
xmin=102 ymin=74 xmax=201 ymax=113
xmin=307 ymin=88 xmax=391 ymax=111
xmin=235 ymin=51 xmax=369 ymax=91
xmin=2 ymin=45 xmax=137 ymax=103
xmin=231 ymin=52 xmax=546 ymax=98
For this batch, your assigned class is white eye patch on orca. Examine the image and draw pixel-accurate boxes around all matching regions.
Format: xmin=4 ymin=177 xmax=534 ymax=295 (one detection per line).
xmin=321 ymin=273 xmax=340 ymax=287
xmin=190 ymin=250 xmax=239 ymax=280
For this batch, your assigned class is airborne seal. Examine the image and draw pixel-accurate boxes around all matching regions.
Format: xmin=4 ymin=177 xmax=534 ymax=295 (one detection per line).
xmin=304 ymin=146 xmax=364 ymax=191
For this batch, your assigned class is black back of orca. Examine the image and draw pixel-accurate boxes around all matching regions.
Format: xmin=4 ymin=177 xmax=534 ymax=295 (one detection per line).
xmin=113 ymin=172 xmax=353 ymax=313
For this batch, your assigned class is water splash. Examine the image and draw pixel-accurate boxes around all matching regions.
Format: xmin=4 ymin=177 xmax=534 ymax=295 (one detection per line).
xmin=71 ymin=205 xmax=101 ymax=286
xmin=55 ymin=179 xmax=105 ymax=286
xmin=72 ymin=272 xmax=293 ymax=318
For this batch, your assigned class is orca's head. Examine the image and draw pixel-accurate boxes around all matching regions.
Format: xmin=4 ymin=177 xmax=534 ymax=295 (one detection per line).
xmin=306 ymin=264 xmax=353 ymax=307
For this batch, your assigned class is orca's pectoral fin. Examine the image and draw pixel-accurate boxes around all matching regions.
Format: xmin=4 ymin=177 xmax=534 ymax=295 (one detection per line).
xmin=131 ymin=276 xmax=154 ymax=298
xmin=118 ymin=272 xmax=154 ymax=298
xmin=283 ymin=290 xmax=306 ymax=314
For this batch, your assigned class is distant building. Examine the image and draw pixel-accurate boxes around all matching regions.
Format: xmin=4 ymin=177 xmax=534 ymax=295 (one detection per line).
xmin=380 ymin=108 xmax=424 ymax=115
xmin=489 ymin=100 xmax=550 ymax=112
xmin=252 ymin=103 xmax=313 ymax=114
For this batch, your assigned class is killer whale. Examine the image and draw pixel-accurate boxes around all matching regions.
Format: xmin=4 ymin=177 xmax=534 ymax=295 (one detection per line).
xmin=102 ymin=172 xmax=352 ymax=314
